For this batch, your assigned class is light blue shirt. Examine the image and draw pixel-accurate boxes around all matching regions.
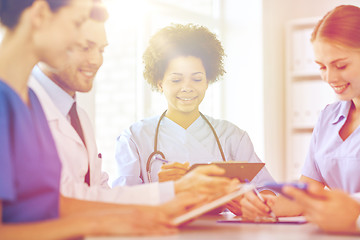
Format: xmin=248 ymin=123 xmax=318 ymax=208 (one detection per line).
xmin=301 ymin=100 xmax=360 ymax=194
xmin=32 ymin=65 xmax=74 ymax=120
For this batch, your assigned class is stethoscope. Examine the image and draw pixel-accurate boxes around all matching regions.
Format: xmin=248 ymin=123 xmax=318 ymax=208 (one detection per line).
xmin=146 ymin=110 xmax=227 ymax=182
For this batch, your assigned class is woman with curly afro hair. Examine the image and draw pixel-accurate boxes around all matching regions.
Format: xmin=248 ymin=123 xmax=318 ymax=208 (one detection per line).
xmin=114 ymin=24 xmax=275 ymax=215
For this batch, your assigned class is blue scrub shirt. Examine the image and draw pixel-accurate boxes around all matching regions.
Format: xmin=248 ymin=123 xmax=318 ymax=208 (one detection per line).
xmin=0 ymin=80 xmax=61 ymax=223
xmin=302 ymin=100 xmax=360 ymax=193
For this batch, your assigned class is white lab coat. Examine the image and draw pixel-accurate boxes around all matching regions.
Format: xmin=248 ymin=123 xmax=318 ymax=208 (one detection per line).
xmin=29 ymin=77 xmax=174 ymax=205
xmin=113 ymin=114 xmax=275 ymax=187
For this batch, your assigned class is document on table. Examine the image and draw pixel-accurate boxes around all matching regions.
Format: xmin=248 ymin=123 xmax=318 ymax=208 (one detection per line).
xmin=217 ymin=216 xmax=307 ymax=224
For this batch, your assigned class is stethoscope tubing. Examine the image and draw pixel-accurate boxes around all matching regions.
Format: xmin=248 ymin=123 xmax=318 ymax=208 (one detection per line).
xmin=146 ymin=110 xmax=226 ymax=182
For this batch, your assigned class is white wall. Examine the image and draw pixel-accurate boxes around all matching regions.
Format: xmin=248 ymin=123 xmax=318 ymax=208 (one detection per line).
xmin=222 ymin=0 xmax=264 ymax=161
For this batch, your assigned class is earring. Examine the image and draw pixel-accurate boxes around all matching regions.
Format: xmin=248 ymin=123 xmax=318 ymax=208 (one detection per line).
xmin=157 ymin=82 xmax=163 ymax=92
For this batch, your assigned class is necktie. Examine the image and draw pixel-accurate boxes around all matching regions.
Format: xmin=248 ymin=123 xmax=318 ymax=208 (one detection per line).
xmin=69 ymin=102 xmax=90 ymax=186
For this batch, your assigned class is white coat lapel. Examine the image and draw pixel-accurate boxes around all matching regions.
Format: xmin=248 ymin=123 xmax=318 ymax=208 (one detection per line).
xmin=28 ymin=76 xmax=85 ymax=147
xmin=77 ymin=108 xmax=96 ymax=158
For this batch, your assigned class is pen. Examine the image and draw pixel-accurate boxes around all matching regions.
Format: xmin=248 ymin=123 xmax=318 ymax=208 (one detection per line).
xmin=245 ymin=179 xmax=278 ymax=221
xmin=253 ymin=187 xmax=278 ymax=220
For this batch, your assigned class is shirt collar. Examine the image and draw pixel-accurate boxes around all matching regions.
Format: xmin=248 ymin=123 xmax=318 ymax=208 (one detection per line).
xmin=332 ymin=100 xmax=351 ymax=125
xmin=163 ymin=114 xmax=203 ymax=130
xmin=32 ymin=65 xmax=75 ymax=117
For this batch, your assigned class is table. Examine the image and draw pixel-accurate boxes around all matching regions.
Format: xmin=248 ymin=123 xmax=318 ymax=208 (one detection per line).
xmin=85 ymin=215 xmax=360 ymax=240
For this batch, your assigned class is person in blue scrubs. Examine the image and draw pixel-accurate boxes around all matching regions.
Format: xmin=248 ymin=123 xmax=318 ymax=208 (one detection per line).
xmin=0 ymin=81 xmax=62 ymax=223
xmin=0 ymin=0 xmax=199 ymax=238
xmin=239 ymin=5 xmax=360 ymax=231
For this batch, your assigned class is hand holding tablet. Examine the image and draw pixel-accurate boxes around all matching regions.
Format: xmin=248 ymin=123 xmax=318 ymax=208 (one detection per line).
xmin=172 ymin=162 xmax=266 ymax=226
xmin=171 ymin=183 xmax=255 ymax=226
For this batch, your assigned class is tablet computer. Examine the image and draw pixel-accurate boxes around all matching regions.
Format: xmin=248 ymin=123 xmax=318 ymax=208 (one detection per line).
xmin=171 ymin=183 xmax=255 ymax=226
xmin=188 ymin=162 xmax=265 ymax=182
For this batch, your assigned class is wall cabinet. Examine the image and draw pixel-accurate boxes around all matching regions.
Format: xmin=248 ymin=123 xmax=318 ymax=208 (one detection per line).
xmin=285 ymin=18 xmax=336 ymax=181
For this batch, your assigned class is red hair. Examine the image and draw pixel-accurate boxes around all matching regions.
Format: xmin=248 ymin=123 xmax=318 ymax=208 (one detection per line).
xmin=312 ymin=5 xmax=360 ymax=48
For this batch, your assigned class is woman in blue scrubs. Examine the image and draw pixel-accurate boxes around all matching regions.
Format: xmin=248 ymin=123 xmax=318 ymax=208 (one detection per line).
xmin=240 ymin=5 xmax=360 ymax=231
xmin=0 ymin=0 xmax=181 ymax=238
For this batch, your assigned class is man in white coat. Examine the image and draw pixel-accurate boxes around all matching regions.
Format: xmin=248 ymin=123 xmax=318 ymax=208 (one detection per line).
xmin=28 ymin=4 xmax=237 ymax=205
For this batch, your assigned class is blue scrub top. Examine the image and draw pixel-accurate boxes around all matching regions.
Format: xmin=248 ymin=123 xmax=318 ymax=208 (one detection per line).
xmin=0 ymin=80 xmax=61 ymax=223
xmin=302 ymin=100 xmax=360 ymax=193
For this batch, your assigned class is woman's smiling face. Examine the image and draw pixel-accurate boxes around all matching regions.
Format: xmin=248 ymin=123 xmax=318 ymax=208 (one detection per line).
xmin=313 ymin=39 xmax=360 ymax=102
xmin=159 ymin=56 xmax=208 ymax=117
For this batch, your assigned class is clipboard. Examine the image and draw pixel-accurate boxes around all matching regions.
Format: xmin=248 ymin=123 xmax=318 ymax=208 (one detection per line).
xmin=171 ymin=184 xmax=255 ymax=226
xmin=188 ymin=162 xmax=265 ymax=182
xmin=217 ymin=216 xmax=307 ymax=224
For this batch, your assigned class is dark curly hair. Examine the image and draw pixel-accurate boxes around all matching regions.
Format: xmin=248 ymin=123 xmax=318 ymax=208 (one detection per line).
xmin=143 ymin=23 xmax=226 ymax=91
